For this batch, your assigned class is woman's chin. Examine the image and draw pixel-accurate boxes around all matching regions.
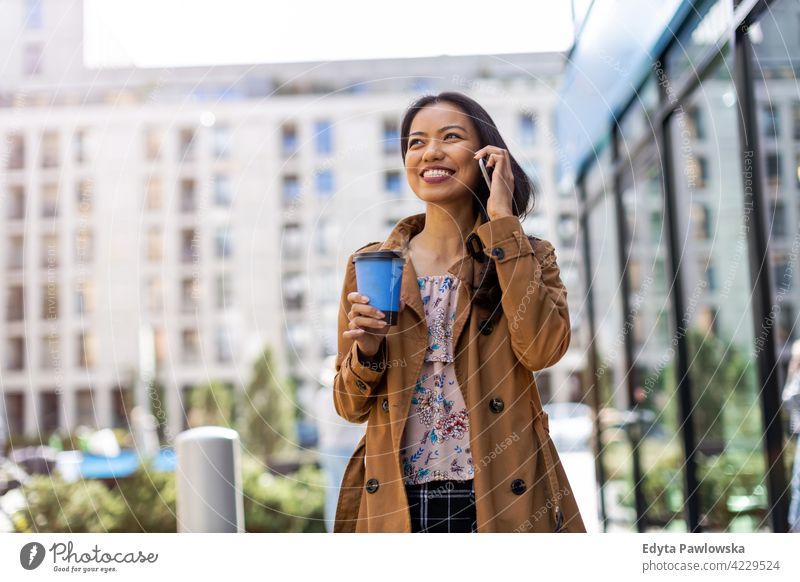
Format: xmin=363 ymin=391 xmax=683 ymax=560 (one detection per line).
xmin=414 ymin=188 xmax=472 ymax=205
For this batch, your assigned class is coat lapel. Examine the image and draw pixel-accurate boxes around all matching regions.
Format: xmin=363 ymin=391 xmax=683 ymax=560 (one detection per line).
xmin=378 ymin=212 xmax=486 ymax=347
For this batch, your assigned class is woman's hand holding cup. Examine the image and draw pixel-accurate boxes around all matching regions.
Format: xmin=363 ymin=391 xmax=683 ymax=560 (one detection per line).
xmin=343 ymin=292 xmax=405 ymax=358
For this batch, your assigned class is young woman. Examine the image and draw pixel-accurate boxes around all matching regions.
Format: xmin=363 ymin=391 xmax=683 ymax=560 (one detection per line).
xmin=333 ymin=92 xmax=586 ymax=533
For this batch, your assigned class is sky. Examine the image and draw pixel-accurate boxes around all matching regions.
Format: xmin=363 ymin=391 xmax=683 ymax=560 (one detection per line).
xmin=83 ymin=0 xmax=575 ymax=68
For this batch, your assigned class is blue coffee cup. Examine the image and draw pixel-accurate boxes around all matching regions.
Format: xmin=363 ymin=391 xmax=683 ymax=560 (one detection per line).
xmin=353 ymin=250 xmax=405 ymax=325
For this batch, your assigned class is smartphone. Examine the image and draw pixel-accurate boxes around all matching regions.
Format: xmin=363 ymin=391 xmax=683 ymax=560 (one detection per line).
xmin=478 ymin=156 xmax=492 ymax=188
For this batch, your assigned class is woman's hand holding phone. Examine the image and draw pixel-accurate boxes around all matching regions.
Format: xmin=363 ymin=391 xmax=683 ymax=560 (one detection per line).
xmin=343 ymin=292 xmax=405 ymax=358
xmin=474 ymin=147 xmax=515 ymax=220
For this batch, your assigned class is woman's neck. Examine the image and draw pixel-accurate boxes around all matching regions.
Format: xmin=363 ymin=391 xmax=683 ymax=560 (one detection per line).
xmin=410 ymin=204 xmax=477 ymax=264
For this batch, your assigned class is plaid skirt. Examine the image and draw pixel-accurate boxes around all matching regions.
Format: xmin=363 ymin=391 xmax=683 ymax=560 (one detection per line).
xmin=404 ymin=479 xmax=477 ymax=533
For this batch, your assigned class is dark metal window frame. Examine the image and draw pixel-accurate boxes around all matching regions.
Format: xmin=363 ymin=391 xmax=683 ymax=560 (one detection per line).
xmin=578 ymin=0 xmax=789 ymax=532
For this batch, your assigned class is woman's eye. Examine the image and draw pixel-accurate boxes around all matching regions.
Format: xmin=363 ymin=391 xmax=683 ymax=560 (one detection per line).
xmin=409 ymin=138 xmax=422 ymax=146
xmin=444 ymin=133 xmax=461 ymax=140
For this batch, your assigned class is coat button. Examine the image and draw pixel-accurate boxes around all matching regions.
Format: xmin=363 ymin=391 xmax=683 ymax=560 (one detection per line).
xmin=489 ymin=397 xmax=504 ymax=413
xmin=491 ymin=247 xmax=505 ymax=260
xmin=365 ymin=478 xmax=380 ymax=493
xmin=478 ymin=319 xmax=494 ymax=335
xmin=511 ymin=478 xmax=527 ymax=495
xmin=381 ymin=398 xmax=389 ymax=412
xmin=355 ymin=379 xmax=367 ymax=392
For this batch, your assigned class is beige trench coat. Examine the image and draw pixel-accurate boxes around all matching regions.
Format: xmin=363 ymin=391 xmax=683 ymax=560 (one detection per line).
xmin=332 ymin=212 xmax=587 ymax=533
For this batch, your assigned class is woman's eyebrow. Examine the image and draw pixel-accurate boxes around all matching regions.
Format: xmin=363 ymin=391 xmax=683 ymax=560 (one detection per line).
xmin=409 ymin=124 xmax=468 ymax=136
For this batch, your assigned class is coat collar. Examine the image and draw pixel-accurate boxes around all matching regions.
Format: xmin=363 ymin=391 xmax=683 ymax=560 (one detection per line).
xmin=377 ymin=212 xmax=487 ymax=323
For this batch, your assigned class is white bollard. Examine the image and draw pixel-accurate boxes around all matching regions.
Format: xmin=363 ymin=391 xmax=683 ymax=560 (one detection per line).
xmin=176 ymin=426 xmax=244 ymax=533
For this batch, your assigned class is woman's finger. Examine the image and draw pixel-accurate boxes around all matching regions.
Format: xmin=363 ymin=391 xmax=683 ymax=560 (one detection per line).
xmin=347 ymin=291 xmax=370 ymax=304
xmin=351 ymin=316 xmax=388 ymax=330
xmin=350 ymin=302 xmax=385 ymax=319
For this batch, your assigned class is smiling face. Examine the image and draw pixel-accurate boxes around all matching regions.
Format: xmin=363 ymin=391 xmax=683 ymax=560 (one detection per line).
xmin=404 ymin=102 xmax=483 ymax=205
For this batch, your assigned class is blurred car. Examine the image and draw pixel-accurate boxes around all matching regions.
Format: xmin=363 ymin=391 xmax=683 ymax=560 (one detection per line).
xmin=543 ymin=402 xmax=594 ymax=452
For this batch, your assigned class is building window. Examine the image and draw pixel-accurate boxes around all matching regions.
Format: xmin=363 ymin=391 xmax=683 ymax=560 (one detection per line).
xmin=77 ymin=179 xmax=93 ymax=214
xmin=40 ymin=391 xmax=60 ymax=432
xmin=23 ymin=43 xmax=43 ymax=76
xmin=383 ymin=120 xmax=400 ymax=154
xmin=771 ymin=200 xmax=787 ymax=238
xmin=144 ymin=126 xmax=162 ymax=161
xmin=687 ymin=155 xmax=709 ymax=189
xmin=316 ymin=169 xmax=334 ymax=195
xmin=691 ymin=203 xmax=711 ymax=240
xmin=41 ymin=183 xmax=58 ymax=218
xmin=215 ymin=325 xmax=233 ymax=363
xmin=181 ymin=277 xmax=199 ymax=313
xmin=75 ymin=389 xmax=95 ymax=427
xmin=77 ymin=331 xmax=97 ymax=368
xmin=519 ymin=112 xmax=537 ymax=146
xmin=283 ymin=272 xmax=305 ymax=310
xmin=281 ymin=123 xmax=299 ymax=157
xmin=145 ymin=177 xmax=162 ymax=211
xmin=760 ymin=104 xmax=779 ymax=138
xmin=145 ymin=226 xmax=162 ymax=262
xmin=6 ymin=337 xmax=25 ymax=370
xmin=178 ymin=128 xmax=196 ymax=161
xmin=686 ymin=106 xmax=705 ymax=140
xmin=180 ymin=178 xmax=196 ymax=212
xmin=4 ymin=393 xmax=25 ymax=435
xmin=774 ymin=258 xmax=792 ymax=294
xmin=25 ymin=0 xmax=43 ymax=29
xmin=557 ymin=213 xmax=577 ymax=246
xmin=41 ymin=234 xmax=58 ymax=268
xmin=315 ymin=220 xmax=337 ymax=256
xmin=796 ymin=154 xmax=800 ymax=189
xmin=212 ymin=125 xmax=231 ymax=159
xmin=213 ymin=174 xmax=232 ymax=206
xmin=76 ymin=279 xmax=95 ymax=315
xmin=73 ymin=129 xmax=92 ymax=164
xmin=145 ymin=277 xmax=162 ymax=314
xmin=8 ymin=235 xmax=24 ymax=269
xmin=182 ymin=329 xmax=200 ymax=363
xmin=7 ymin=285 xmax=24 ymax=322
xmin=283 ymin=224 xmax=303 ymax=259
xmin=111 ymin=386 xmax=132 ymax=429
xmin=793 ymin=102 xmax=800 ymax=141
xmin=154 ymin=327 xmax=166 ymax=368
xmin=766 ymin=152 xmax=781 ymax=187
xmin=314 ymin=120 xmax=333 ymax=154
xmin=74 ymin=229 xmax=93 ymax=264
xmin=7 ymin=184 xmax=25 ymax=219
xmin=215 ymin=272 xmax=232 ymax=309
xmin=384 ymin=171 xmax=402 ymax=193
xmin=41 ymin=131 xmax=59 ymax=168
xmin=41 ymin=333 xmax=59 ymax=369
xmin=215 ymin=226 xmax=233 ymax=259
xmin=6 ymin=134 xmax=25 ymax=170
xmin=286 ymin=322 xmax=309 ymax=352
xmin=42 ymin=282 xmax=58 ymax=319
xmin=282 ymin=174 xmax=300 ymax=204
xmin=181 ymin=229 xmax=199 ymax=263
xmin=778 ymin=303 xmax=796 ymax=344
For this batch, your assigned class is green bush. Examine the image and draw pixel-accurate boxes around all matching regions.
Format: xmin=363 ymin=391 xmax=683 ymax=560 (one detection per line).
xmin=13 ymin=475 xmax=126 ymax=533
xmin=242 ymin=462 xmax=326 ymax=533
xmin=13 ymin=461 xmax=325 ymax=533
xmin=113 ymin=463 xmax=177 ymax=532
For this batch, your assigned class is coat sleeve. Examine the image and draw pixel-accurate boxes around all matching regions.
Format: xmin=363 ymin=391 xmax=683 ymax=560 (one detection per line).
xmin=332 ymin=250 xmax=388 ymax=424
xmin=475 ymin=215 xmax=571 ymax=372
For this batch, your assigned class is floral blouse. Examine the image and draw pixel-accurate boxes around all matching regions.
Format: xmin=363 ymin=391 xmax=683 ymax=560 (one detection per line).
xmin=400 ymin=274 xmax=475 ymax=485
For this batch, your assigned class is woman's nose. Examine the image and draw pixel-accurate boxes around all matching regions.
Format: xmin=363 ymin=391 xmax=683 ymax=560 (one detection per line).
xmin=422 ymin=139 xmax=444 ymax=160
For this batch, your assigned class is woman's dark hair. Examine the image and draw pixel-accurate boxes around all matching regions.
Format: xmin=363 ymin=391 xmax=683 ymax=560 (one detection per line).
xmin=400 ymin=91 xmax=537 ymax=322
